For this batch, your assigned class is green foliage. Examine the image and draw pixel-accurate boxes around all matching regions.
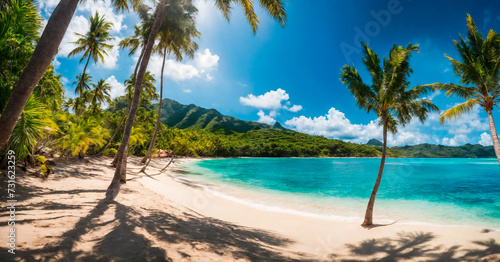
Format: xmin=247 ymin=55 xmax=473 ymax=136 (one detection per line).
xmin=9 ymin=96 xmax=58 ymax=161
xmin=105 ymin=148 xmax=117 ymax=157
xmin=391 ymin=144 xmax=495 ymax=158
xmin=57 ymin=117 xmax=110 ymax=158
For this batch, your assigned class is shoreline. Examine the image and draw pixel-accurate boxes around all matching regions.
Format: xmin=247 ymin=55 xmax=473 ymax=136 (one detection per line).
xmin=1 ymin=156 xmax=498 ymax=261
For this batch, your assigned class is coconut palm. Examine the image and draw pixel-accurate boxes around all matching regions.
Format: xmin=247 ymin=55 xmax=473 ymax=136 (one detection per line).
xmin=89 ymin=79 xmax=112 ymax=114
xmin=340 ymin=42 xmax=439 ymax=228
xmin=68 ymin=12 xmax=113 ymax=96
xmin=0 ymin=0 xmax=139 ymax=150
xmin=106 ymin=0 xmax=289 ymax=200
xmin=140 ymin=0 xmax=199 ymax=167
xmin=72 ymin=73 xmax=92 ymax=96
xmin=432 ymin=15 xmax=500 ymax=165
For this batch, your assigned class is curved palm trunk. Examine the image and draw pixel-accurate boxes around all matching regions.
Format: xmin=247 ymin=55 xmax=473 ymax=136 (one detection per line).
xmin=106 ymin=0 xmax=167 ymax=201
xmin=487 ymin=110 xmax=500 ymax=165
xmin=362 ymin=118 xmax=388 ymax=228
xmin=0 ymin=0 xmax=79 ymax=150
xmin=140 ymin=49 xmax=167 ymax=166
xmin=110 ymin=46 xmax=145 ymax=165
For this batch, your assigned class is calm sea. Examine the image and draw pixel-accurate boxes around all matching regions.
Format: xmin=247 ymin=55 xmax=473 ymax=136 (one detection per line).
xmin=182 ymin=158 xmax=500 ymax=229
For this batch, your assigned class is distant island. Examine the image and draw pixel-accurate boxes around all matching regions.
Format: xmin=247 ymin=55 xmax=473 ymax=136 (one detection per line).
xmin=108 ymin=97 xmax=495 ymax=158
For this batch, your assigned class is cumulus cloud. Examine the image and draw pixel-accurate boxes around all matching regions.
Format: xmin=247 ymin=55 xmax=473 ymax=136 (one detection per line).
xmin=439 ymin=105 xmax=489 ymax=135
xmin=195 ymin=49 xmax=219 ymax=71
xmin=257 ymin=110 xmax=277 ymax=125
xmin=441 ymin=134 xmax=470 ymax=146
xmin=286 ymin=104 xmax=303 ymax=112
xmin=105 ymin=75 xmax=125 ymax=99
xmin=147 ymin=49 xmax=219 ymax=82
xmin=285 ymin=107 xmax=435 ymax=146
xmin=240 ymin=88 xmax=290 ymax=110
xmin=77 ymin=0 xmax=126 ymax=33
xmin=478 ymin=132 xmax=493 ymax=146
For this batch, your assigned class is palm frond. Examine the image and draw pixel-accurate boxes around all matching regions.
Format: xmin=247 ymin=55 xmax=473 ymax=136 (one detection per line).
xmin=439 ymin=99 xmax=479 ymax=124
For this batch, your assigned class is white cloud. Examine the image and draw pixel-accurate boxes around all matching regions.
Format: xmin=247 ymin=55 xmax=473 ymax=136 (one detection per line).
xmin=195 ymin=49 xmax=219 ymax=71
xmin=39 ymin=0 xmax=59 ymax=11
xmin=60 ymin=76 xmax=69 ymax=85
xmin=58 ymin=15 xmax=89 ymax=57
xmin=424 ymin=90 xmax=441 ymax=101
xmin=105 ymin=75 xmax=125 ymax=99
xmin=240 ymin=88 xmax=290 ymax=110
xmin=285 ymin=107 xmax=434 ymax=146
xmin=287 ymin=104 xmax=303 ymax=112
xmin=478 ymin=132 xmax=493 ymax=146
xmin=147 ymin=49 xmax=219 ymax=82
xmin=237 ymin=82 xmax=248 ymax=87
xmin=442 ymin=134 xmax=470 ymax=146
xmin=97 ymin=37 xmax=121 ymax=69
xmin=183 ymin=89 xmax=192 ymax=93
xmin=257 ymin=110 xmax=276 ymax=125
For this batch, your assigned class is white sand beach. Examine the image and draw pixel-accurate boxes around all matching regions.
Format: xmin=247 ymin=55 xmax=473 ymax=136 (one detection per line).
xmin=1 ymin=157 xmax=499 ymax=261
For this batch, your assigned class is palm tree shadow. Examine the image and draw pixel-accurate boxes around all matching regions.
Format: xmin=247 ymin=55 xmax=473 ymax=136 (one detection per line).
xmin=11 ymin=198 xmax=305 ymax=261
xmin=340 ymin=232 xmax=500 ymax=262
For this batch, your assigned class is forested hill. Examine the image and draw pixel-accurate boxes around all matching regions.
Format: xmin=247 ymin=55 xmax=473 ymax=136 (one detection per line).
xmin=366 ymin=140 xmax=495 ymax=158
xmin=153 ymin=98 xmax=278 ymax=133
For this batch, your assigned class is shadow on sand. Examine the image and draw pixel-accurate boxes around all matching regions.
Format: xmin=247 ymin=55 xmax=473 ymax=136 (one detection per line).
xmin=335 ymin=231 xmax=500 ymax=262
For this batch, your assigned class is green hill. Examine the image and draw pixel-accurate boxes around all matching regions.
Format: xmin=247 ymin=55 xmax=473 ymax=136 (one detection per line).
xmin=154 ymin=98 xmax=273 ymax=134
xmin=390 ymin=143 xmax=495 ymax=158
xmin=366 ymin=139 xmax=383 ymax=146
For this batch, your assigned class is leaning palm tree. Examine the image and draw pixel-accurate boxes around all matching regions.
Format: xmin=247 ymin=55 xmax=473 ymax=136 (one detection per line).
xmin=340 ymin=42 xmax=439 ymax=228
xmin=0 ymin=0 xmax=140 ymax=150
xmin=106 ymin=0 xmax=288 ymax=200
xmin=68 ymin=12 xmax=113 ymax=96
xmin=140 ymin=0 xmax=200 ymax=167
xmin=433 ymin=15 xmax=500 ymax=165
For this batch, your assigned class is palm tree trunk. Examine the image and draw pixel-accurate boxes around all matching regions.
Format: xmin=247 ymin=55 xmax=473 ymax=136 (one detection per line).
xmin=362 ymin=118 xmax=388 ymax=228
xmin=0 ymin=0 xmax=79 ymax=150
xmin=106 ymin=0 xmax=167 ymax=201
xmin=141 ymin=48 xmax=167 ymax=165
xmin=110 ymin=46 xmax=145 ymax=166
xmin=487 ymin=110 xmax=500 ymax=165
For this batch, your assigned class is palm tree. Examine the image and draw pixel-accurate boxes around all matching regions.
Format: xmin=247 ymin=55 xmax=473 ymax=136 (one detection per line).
xmin=106 ymin=0 xmax=289 ymax=200
xmin=340 ymin=42 xmax=439 ymax=228
xmin=433 ymin=15 xmax=500 ymax=165
xmin=0 ymin=0 xmax=139 ymax=150
xmin=72 ymin=73 xmax=92 ymax=96
xmin=68 ymin=12 xmax=113 ymax=95
xmin=89 ymin=79 xmax=112 ymax=115
xmin=140 ymin=0 xmax=200 ymax=167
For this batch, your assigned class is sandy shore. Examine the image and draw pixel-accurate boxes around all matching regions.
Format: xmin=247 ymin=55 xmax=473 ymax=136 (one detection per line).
xmin=0 ymin=157 xmax=499 ymax=261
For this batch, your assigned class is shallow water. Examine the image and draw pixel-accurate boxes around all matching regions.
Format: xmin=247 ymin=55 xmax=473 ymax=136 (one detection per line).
xmin=182 ymin=158 xmax=500 ymax=229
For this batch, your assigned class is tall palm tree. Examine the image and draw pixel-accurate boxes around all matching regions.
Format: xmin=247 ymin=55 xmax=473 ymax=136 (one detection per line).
xmin=141 ymin=0 xmax=200 ymax=167
xmin=433 ymin=15 xmax=500 ymax=165
xmin=68 ymin=12 xmax=113 ymax=95
xmin=89 ymin=79 xmax=112 ymax=113
xmin=106 ymin=0 xmax=289 ymax=200
xmin=340 ymin=42 xmax=439 ymax=228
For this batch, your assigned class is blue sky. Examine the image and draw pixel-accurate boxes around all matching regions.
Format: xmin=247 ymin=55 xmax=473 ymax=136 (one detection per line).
xmin=38 ymin=0 xmax=500 ymax=146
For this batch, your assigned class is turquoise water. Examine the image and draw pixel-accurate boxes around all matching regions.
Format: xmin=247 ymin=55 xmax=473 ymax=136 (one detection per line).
xmin=182 ymin=158 xmax=500 ymax=229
